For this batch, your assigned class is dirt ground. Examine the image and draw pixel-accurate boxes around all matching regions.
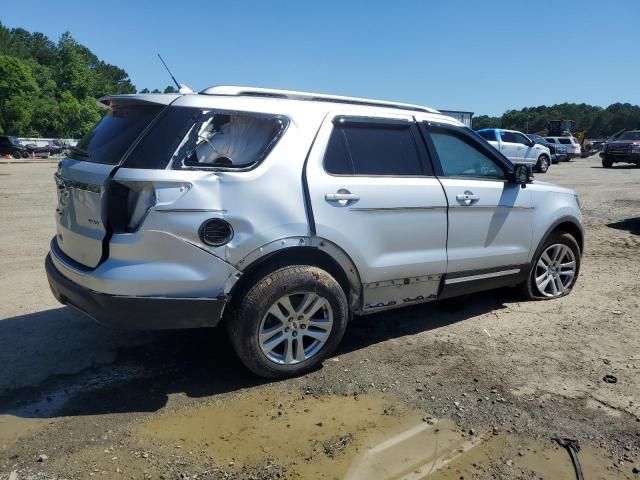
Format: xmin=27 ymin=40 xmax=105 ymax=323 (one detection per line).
xmin=0 ymin=155 xmax=639 ymax=479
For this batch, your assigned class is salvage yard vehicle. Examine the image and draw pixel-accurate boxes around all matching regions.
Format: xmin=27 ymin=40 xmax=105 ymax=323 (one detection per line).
xmin=545 ymin=136 xmax=582 ymax=159
xmin=527 ymin=133 xmax=568 ymax=163
xmin=600 ymin=130 xmax=640 ymax=168
xmin=0 ymin=135 xmax=29 ymax=159
xmin=46 ymin=87 xmax=584 ymax=378
xmin=476 ymin=128 xmax=552 ymax=173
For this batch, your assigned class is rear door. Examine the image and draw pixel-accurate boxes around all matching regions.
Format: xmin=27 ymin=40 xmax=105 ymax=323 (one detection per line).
xmin=54 ymin=99 xmax=170 ymax=268
xmin=305 ymin=112 xmax=448 ymax=305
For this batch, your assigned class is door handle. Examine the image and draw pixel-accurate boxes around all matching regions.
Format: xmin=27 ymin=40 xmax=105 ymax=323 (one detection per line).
xmin=325 ymin=192 xmax=360 ymax=201
xmin=456 ymin=192 xmax=480 ymax=205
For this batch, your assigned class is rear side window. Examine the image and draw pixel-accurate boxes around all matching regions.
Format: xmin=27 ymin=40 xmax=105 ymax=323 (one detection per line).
xmin=499 ymin=131 xmax=518 ymax=143
xmin=477 ymin=130 xmax=497 ymax=141
xmin=71 ymin=104 xmax=164 ymax=164
xmin=558 ymin=138 xmax=572 ymax=145
xmin=125 ymin=107 xmax=288 ymax=170
xmin=545 ymin=137 xmax=556 ymax=143
xmin=324 ymin=120 xmax=424 ymax=176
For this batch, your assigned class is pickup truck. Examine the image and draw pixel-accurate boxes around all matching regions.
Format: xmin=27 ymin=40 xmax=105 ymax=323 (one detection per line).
xmin=476 ymin=128 xmax=552 ymax=173
xmin=600 ymin=130 xmax=640 ymax=168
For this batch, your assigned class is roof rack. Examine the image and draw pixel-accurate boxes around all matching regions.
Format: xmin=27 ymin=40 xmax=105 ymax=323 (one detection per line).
xmin=200 ymin=86 xmax=440 ymax=114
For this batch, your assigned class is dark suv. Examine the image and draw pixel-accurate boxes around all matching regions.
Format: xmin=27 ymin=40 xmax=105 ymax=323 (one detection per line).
xmin=601 ymin=130 xmax=640 ymax=168
xmin=0 ymin=135 xmax=28 ymax=159
xmin=527 ymin=134 xmax=568 ymax=163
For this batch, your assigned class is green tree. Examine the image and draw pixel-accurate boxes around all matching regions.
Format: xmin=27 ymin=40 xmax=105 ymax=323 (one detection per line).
xmin=0 ymin=55 xmax=39 ymax=134
xmin=163 ymin=85 xmax=177 ymax=93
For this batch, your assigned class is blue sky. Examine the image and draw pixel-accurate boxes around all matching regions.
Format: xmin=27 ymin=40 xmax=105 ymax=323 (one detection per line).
xmin=3 ymin=0 xmax=638 ymax=115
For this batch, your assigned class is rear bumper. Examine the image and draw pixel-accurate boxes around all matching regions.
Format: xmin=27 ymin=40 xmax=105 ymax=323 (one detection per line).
xmin=46 ymin=254 xmax=227 ymax=330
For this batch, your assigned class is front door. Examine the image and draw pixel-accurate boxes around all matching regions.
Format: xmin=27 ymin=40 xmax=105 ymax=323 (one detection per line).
xmin=498 ymin=130 xmax=521 ymax=162
xmin=305 ymin=113 xmax=449 ymax=311
xmin=422 ymin=122 xmax=534 ymax=280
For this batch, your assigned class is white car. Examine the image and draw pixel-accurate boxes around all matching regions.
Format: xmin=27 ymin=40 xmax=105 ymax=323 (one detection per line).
xmin=545 ymin=136 xmax=581 ymax=159
xmin=46 ymin=86 xmax=584 ymax=378
xmin=477 ymin=128 xmax=552 ymax=173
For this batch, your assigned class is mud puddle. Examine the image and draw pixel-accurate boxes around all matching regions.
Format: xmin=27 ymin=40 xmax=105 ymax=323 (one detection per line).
xmin=135 ymin=387 xmax=631 ymax=479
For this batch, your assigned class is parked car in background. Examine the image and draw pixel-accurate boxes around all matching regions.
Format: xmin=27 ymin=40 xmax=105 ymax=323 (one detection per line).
xmin=46 ymin=86 xmax=584 ymax=378
xmin=527 ymin=134 xmax=568 ymax=163
xmin=476 ymin=128 xmax=552 ymax=173
xmin=545 ymin=137 xmax=581 ymax=158
xmin=0 ymin=135 xmax=29 ymax=159
xmin=600 ymin=130 xmax=640 ymax=168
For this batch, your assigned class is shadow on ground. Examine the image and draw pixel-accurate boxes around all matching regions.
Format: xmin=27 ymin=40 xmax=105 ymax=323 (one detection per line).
xmin=0 ymin=289 xmax=513 ymax=419
xmin=607 ymin=217 xmax=640 ymax=235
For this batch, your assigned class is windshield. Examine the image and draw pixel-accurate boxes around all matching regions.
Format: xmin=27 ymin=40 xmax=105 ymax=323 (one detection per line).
xmin=70 ymin=104 xmax=164 ymax=164
xmin=619 ymin=131 xmax=640 ymax=141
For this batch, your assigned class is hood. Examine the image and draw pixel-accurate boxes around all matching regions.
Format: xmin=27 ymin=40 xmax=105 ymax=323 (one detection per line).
xmin=609 ymin=139 xmax=640 ymax=146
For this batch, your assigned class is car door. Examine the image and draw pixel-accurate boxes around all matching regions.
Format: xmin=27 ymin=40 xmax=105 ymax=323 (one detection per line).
xmin=513 ymin=132 xmax=538 ymax=165
xmin=420 ymin=122 xmax=533 ymax=290
xmin=305 ymin=112 xmax=449 ymax=311
xmin=497 ymin=130 xmax=521 ymax=161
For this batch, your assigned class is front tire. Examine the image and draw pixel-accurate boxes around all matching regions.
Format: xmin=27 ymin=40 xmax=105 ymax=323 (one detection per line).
xmin=602 ymin=157 xmax=613 ymax=168
xmin=227 ymin=265 xmax=348 ymax=379
xmin=536 ymin=155 xmax=550 ymax=173
xmin=521 ymin=232 xmax=580 ymax=300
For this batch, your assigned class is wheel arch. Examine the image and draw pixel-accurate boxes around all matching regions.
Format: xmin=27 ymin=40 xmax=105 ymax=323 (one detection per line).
xmin=228 ymin=237 xmax=362 ymax=313
xmin=534 ymin=216 xmax=584 ymax=259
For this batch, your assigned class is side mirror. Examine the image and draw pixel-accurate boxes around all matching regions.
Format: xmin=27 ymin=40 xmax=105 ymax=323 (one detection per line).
xmin=509 ymin=163 xmax=533 ymax=188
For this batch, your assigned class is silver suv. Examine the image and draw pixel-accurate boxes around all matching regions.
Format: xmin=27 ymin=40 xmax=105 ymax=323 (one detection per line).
xmin=46 ymin=86 xmax=584 ymax=378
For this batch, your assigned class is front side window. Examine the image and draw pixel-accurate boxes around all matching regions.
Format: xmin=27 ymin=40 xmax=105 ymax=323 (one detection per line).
xmin=545 ymin=137 xmax=556 ymax=143
xmin=324 ymin=120 xmax=424 ymax=176
xmin=513 ymin=133 xmax=532 ymax=145
xmin=430 ymin=130 xmax=506 ymax=180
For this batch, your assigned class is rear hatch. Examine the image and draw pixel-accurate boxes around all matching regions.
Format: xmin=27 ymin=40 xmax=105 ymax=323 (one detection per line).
xmin=54 ymin=95 xmax=178 ymax=268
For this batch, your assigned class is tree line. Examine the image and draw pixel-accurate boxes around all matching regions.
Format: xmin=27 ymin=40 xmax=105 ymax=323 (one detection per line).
xmin=1 ymin=24 xmax=639 ymax=139
xmin=0 ymin=23 xmax=175 ymax=138
xmin=473 ymin=102 xmax=640 ymax=138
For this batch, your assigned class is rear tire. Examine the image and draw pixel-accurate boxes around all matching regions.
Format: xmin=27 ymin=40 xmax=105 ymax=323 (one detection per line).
xmin=520 ymin=232 xmax=580 ymax=300
xmin=227 ymin=265 xmax=348 ymax=379
xmin=602 ymin=157 xmax=613 ymax=168
xmin=536 ymin=155 xmax=550 ymax=173
xmin=21 ymin=151 xmax=29 ymax=159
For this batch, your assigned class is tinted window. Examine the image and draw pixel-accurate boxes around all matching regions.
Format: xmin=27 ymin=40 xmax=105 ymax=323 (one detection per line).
xmin=477 ymin=130 xmax=497 ymax=141
xmin=500 ymin=131 xmax=518 ymax=143
xmin=71 ymin=104 xmax=164 ymax=165
xmin=430 ymin=131 xmax=505 ymax=180
xmin=544 ymin=137 xmax=556 ymax=143
xmin=558 ymin=138 xmax=572 ymax=144
xmin=324 ymin=121 xmax=424 ymax=176
xmin=323 ymin=128 xmax=353 ymax=175
xmin=513 ymin=133 xmax=531 ymax=145
xmin=620 ymin=131 xmax=640 ymax=141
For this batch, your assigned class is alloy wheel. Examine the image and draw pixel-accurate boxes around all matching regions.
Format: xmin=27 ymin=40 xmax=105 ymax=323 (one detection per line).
xmin=258 ymin=292 xmax=333 ymax=365
xmin=534 ymin=243 xmax=576 ymax=297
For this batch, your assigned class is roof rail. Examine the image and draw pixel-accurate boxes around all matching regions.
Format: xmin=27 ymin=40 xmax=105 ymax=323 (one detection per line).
xmin=200 ymin=86 xmax=440 ymax=114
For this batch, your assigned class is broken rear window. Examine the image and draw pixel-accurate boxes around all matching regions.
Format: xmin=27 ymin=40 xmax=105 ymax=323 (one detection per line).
xmin=173 ymin=110 xmax=287 ymax=170
xmin=123 ymin=107 xmax=288 ymax=170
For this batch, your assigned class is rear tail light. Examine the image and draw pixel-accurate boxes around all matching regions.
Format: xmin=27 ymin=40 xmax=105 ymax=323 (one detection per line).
xmin=199 ymin=219 xmax=233 ymax=246
xmin=106 ymin=180 xmax=156 ymax=233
